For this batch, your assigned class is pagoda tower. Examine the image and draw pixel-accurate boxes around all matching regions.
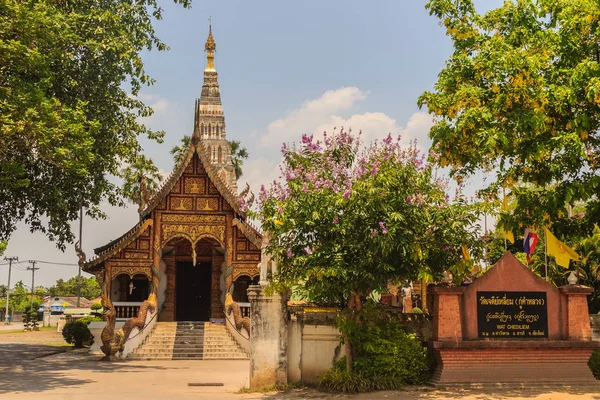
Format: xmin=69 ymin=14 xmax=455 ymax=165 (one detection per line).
xmin=194 ymin=24 xmax=237 ymax=192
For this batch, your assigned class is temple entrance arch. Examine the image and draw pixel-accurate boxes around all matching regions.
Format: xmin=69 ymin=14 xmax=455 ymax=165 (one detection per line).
xmin=159 ymin=236 xmax=225 ymax=322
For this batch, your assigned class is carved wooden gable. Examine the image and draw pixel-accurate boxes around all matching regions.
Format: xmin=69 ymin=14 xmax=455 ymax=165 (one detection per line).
xmin=231 ymin=225 xmax=260 ymax=281
xmin=103 ymin=221 xmax=154 ymax=279
xmin=155 ymin=153 xmax=233 ymax=248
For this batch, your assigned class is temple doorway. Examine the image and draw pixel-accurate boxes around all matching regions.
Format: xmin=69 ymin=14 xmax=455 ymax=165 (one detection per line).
xmin=176 ymin=261 xmax=212 ymax=321
xmin=159 ymin=236 xmax=225 ymax=322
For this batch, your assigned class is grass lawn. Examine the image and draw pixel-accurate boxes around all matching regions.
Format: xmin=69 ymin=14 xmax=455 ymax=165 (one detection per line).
xmin=0 ymin=326 xmax=57 ymax=335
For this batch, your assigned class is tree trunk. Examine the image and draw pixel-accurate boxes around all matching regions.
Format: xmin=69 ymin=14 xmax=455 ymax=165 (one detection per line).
xmin=344 ymin=332 xmax=353 ymax=373
xmin=343 ymin=291 xmax=363 ymax=373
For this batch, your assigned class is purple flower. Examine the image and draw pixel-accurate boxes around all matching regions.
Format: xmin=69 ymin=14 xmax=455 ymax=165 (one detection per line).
xmin=277 ymin=207 xmax=283 ymax=214
xmin=305 ymin=247 xmax=313 ymax=255
xmin=379 ymin=221 xmax=388 ymax=234
xmin=286 ymin=248 xmax=293 ymax=258
xmin=333 ymin=217 xmax=339 ymax=224
xmin=343 ymin=189 xmax=351 ymax=199
xmin=370 ymin=228 xmax=378 ymax=238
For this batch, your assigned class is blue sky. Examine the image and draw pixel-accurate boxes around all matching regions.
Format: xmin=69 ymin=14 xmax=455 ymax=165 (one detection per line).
xmin=4 ymin=0 xmax=503 ymax=288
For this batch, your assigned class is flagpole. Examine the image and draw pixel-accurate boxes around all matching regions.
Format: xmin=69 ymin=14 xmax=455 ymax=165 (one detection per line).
xmin=502 ymin=188 xmax=507 ymax=251
xmin=543 ymin=227 xmax=548 ymax=280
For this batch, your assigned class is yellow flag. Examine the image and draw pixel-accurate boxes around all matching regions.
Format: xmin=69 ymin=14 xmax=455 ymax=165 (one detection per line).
xmin=462 ymin=245 xmax=471 ymax=261
xmin=500 ymin=195 xmax=514 ymax=243
xmin=503 ymin=228 xmax=515 ymax=244
xmin=544 ymin=228 xmax=580 ymax=268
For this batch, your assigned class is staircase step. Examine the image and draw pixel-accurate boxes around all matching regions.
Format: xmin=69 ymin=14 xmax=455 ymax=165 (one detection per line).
xmin=131 ymin=321 xmax=248 ymax=360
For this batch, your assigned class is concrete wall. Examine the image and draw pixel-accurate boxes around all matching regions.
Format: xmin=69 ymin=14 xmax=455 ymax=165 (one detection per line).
xmin=248 ymin=285 xmax=288 ymax=389
xmin=287 ymin=315 xmax=345 ymax=383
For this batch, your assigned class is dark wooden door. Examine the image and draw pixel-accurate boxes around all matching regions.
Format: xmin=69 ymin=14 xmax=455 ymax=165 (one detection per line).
xmin=176 ymin=261 xmax=212 ymax=321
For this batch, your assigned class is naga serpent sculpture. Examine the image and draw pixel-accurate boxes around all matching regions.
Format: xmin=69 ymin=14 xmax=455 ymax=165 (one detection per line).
xmin=100 ymin=264 xmax=160 ymax=360
xmin=100 ymin=271 xmax=119 ymax=360
xmin=225 ymin=293 xmax=250 ymax=336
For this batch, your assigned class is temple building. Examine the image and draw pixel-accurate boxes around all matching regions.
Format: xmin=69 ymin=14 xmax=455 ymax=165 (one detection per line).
xmin=84 ymin=26 xmax=261 ymax=326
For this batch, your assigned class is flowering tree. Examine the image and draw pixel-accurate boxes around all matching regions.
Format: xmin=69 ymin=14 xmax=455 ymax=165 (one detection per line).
xmin=250 ymin=130 xmax=482 ymax=372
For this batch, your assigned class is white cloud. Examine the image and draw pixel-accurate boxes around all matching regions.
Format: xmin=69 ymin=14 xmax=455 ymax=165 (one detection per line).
xmin=260 ymin=87 xmax=367 ymax=148
xmin=259 ymin=86 xmax=433 ymax=152
xmin=243 ymin=88 xmax=435 ymax=197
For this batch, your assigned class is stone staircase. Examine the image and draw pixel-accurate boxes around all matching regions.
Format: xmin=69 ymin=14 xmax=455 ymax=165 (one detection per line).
xmin=129 ymin=321 xmax=248 ymax=360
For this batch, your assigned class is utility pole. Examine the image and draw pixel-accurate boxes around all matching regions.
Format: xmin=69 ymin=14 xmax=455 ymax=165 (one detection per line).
xmin=4 ymin=256 xmax=17 ymax=324
xmin=77 ymin=207 xmax=83 ymax=308
xmin=27 ymin=260 xmax=39 ymax=308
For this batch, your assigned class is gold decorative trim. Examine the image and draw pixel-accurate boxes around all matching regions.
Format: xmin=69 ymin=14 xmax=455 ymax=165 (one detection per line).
xmin=111 ymin=266 xmax=152 ymax=280
xmin=161 ymin=214 xmax=225 ymax=224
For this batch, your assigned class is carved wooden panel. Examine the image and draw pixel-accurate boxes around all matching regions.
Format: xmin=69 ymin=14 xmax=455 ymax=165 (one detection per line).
xmin=169 ymin=197 xmax=193 ymax=211
xmin=138 ymin=240 xmax=150 ymax=250
xmin=235 ymin=253 xmax=260 ymax=262
xmin=162 ymin=224 xmax=225 ymax=245
xmin=196 ymin=197 xmax=219 ymax=211
xmin=161 ymin=214 xmax=225 ymax=224
xmin=208 ymin=181 xmax=219 ymax=194
xmin=184 ymin=177 xmax=206 ymax=195
xmin=196 ymin=160 xmax=206 ymax=174
xmin=236 ymin=241 xmax=247 ymax=251
xmin=111 ymin=266 xmax=152 ymax=279
xmin=172 ymin=178 xmax=182 ymax=194
xmin=124 ymin=252 xmax=149 ymax=259
xmin=156 ymin=198 xmax=167 ymax=210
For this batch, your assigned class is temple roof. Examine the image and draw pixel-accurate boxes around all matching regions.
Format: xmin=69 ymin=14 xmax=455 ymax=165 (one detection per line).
xmin=83 ymin=218 xmax=153 ymax=271
xmin=138 ymin=137 xmax=243 ymax=218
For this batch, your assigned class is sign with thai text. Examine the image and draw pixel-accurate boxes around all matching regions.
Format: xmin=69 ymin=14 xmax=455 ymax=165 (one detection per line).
xmin=477 ymin=291 xmax=548 ymax=339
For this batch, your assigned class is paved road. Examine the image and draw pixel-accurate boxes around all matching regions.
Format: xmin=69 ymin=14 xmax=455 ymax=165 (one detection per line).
xmin=1 ymin=331 xmax=600 ymax=399
xmin=0 ymin=354 xmax=253 ymax=400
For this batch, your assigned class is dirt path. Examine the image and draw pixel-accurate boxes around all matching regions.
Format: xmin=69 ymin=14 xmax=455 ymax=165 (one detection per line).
xmin=250 ymin=386 xmax=600 ymax=400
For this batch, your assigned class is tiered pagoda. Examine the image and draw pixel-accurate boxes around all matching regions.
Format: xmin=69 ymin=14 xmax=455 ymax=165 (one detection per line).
xmin=84 ymin=25 xmax=261 ymax=335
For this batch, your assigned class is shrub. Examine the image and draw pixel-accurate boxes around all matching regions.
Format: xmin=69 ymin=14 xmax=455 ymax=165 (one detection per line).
xmin=323 ymin=300 xmax=430 ymax=393
xmin=589 ymin=348 xmax=600 ymax=379
xmin=318 ymin=369 xmax=371 ymax=393
xmin=77 ymin=315 xmax=103 ymax=325
xmin=411 ymin=307 xmax=424 ymax=314
xmin=62 ymin=321 xmax=92 ymax=348
xmin=352 ymin=319 xmax=429 ymax=386
xmin=90 ymin=302 xmax=103 ymax=318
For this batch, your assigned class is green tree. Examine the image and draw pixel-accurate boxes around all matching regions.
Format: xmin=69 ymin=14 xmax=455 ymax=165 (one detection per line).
xmin=0 ymin=0 xmax=190 ymax=249
xmin=253 ymin=131 xmax=482 ymax=372
xmin=47 ymin=276 xmax=101 ymax=300
xmin=419 ymin=0 xmax=600 ymax=237
xmin=228 ymin=140 xmax=249 ymax=180
xmin=170 ymin=135 xmax=192 ymax=165
xmin=121 ymin=154 xmax=163 ymax=209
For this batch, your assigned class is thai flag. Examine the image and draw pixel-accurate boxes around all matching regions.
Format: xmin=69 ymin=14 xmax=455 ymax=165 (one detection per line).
xmin=523 ymin=229 xmax=539 ymax=261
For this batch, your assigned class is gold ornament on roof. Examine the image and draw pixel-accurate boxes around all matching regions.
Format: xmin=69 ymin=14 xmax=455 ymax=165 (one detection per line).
xmin=205 ymin=20 xmax=216 ymax=72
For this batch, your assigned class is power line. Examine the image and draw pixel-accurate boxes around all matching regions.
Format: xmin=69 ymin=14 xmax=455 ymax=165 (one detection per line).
xmin=35 ymin=260 xmax=78 ymax=266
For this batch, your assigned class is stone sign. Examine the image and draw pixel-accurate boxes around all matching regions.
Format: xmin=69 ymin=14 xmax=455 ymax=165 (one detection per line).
xmin=477 ymin=291 xmax=548 ymax=339
xmin=429 ymin=252 xmax=599 ymax=385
